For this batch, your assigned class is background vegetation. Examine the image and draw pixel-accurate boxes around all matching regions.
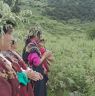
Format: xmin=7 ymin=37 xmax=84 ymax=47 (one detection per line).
xmin=1 ymin=0 xmax=95 ymax=96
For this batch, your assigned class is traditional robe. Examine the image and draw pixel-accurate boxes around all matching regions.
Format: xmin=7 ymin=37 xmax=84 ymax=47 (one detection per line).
xmin=0 ymin=57 xmax=12 ymax=96
xmin=27 ymin=43 xmax=47 ymax=96
xmin=2 ymin=50 xmax=34 ymax=96
xmin=0 ymin=53 xmax=20 ymax=96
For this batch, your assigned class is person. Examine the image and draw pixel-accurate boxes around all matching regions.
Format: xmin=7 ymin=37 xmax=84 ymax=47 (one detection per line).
xmin=23 ymin=27 xmax=52 ymax=96
xmin=38 ymin=39 xmax=54 ymax=96
xmin=38 ymin=39 xmax=54 ymax=75
xmin=4 ymin=40 xmax=43 ymax=96
xmin=22 ymin=27 xmax=42 ymax=64
xmin=0 ymin=24 xmax=20 ymax=96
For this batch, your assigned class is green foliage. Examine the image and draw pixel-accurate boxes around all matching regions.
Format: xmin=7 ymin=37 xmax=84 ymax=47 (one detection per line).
xmin=44 ymin=0 xmax=95 ymax=21
xmin=3 ymin=0 xmax=16 ymax=7
xmin=20 ymin=10 xmax=32 ymax=17
xmin=0 ymin=1 xmax=11 ymax=16
xmin=87 ymin=28 xmax=95 ymax=40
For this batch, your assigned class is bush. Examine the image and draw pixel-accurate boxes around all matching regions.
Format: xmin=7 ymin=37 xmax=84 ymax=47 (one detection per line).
xmin=0 ymin=1 xmax=11 ymax=17
xmin=87 ymin=28 xmax=95 ymax=40
xmin=20 ymin=10 xmax=32 ymax=17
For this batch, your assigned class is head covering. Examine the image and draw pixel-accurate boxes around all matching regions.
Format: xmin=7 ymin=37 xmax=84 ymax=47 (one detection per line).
xmin=3 ymin=24 xmax=13 ymax=34
xmin=25 ymin=26 xmax=42 ymax=46
xmin=28 ymin=26 xmax=42 ymax=39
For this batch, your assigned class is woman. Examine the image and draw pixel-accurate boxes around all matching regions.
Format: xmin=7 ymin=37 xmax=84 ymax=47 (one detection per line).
xmin=23 ymin=27 xmax=51 ymax=96
xmin=0 ymin=24 xmax=42 ymax=96
xmin=0 ymin=24 xmax=14 ymax=51
xmin=0 ymin=24 xmax=20 ymax=96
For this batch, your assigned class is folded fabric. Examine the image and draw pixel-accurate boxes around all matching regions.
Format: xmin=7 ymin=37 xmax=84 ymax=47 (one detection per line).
xmin=17 ymin=72 xmax=30 ymax=86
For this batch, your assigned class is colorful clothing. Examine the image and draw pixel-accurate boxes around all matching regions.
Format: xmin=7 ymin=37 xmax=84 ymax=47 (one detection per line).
xmin=27 ymin=43 xmax=47 ymax=96
xmin=0 ymin=53 xmax=20 ymax=96
xmin=40 ymin=47 xmax=50 ymax=74
xmin=2 ymin=50 xmax=34 ymax=96
xmin=39 ymin=47 xmax=49 ymax=96
xmin=28 ymin=53 xmax=41 ymax=67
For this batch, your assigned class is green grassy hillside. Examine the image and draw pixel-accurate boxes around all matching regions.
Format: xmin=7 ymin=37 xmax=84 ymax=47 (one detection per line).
xmin=14 ymin=14 xmax=95 ymax=96
xmin=1 ymin=0 xmax=95 ymax=95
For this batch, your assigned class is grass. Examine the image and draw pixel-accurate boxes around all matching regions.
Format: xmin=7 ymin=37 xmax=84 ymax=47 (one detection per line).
xmin=13 ymin=9 xmax=95 ymax=96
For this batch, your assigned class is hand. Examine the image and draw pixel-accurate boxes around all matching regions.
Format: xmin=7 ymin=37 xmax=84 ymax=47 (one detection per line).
xmin=27 ymin=70 xmax=43 ymax=81
xmin=37 ymin=72 xmax=43 ymax=80
xmin=43 ymin=51 xmax=52 ymax=59
xmin=47 ymin=53 xmax=54 ymax=62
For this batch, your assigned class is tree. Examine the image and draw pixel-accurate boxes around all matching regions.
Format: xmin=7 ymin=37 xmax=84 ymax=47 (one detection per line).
xmin=45 ymin=0 xmax=95 ymax=21
xmin=12 ymin=0 xmax=21 ymax=13
xmin=3 ymin=0 xmax=16 ymax=7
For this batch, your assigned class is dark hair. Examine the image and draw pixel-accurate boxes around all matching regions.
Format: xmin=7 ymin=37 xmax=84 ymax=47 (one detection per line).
xmin=3 ymin=24 xmax=13 ymax=34
xmin=37 ymin=31 xmax=42 ymax=39
xmin=25 ymin=35 xmax=33 ymax=46
xmin=11 ymin=40 xmax=16 ymax=45
xmin=39 ymin=39 xmax=45 ymax=42
xmin=6 ymin=20 xmax=16 ymax=27
xmin=0 ymin=13 xmax=3 ymax=18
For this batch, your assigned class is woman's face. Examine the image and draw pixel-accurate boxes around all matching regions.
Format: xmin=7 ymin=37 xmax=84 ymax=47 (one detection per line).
xmin=38 ymin=41 xmax=45 ymax=48
xmin=0 ymin=34 xmax=13 ymax=51
xmin=35 ymin=36 xmax=40 ymax=42
xmin=31 ymin=36 xmax=40 ymax=44
xmin=8 ymin=27 xmax=14 ymax=34
xmin=11 ymin=43 xmax=17 ymax=50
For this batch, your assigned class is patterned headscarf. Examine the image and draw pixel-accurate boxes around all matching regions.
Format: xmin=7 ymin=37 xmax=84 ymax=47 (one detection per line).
xmin=25 ymin=26 xmax=42 ymax=46
xmin=28 ymin=26 xmax=42 ymax=38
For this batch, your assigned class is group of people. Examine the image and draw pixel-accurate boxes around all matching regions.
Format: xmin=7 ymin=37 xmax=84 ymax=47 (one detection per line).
xmin=0 ymin=22 xmax=53 ymax=96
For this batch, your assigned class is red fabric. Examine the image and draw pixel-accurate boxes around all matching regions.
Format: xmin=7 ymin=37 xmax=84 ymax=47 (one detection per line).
xmin=27 ymin=83 xmax=34 ymax=96
xmin=12 ymin=52 xmax=34 ymax=96
xmin=40 ymin=47 xmax=46 ymax=55
xmin=0 ymin=56 xmax=21 ymax=96
xmin=0 ymin=77 xmax=12 ymax=96
xmin=40 ymin=47 xmax=49 ymax=73
xmin=3 ymin=51 xmax=34 ymax=96
xmin=8 ymin=78 xmax=20 ymax=96
xmin=0 ymin=60 xmax=12 ymax=96
xmin=8 ymin=51 xmax=34 ymax=96
xmin=18 ymin=60 xmax=27 ymax=70
xmin=11 ymin=51 xmax=27 ymax=70
xmin=19 ymin=83 xmax=34 ymax=96
xmin=20 ymin=85 xmax=29 ymax=96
